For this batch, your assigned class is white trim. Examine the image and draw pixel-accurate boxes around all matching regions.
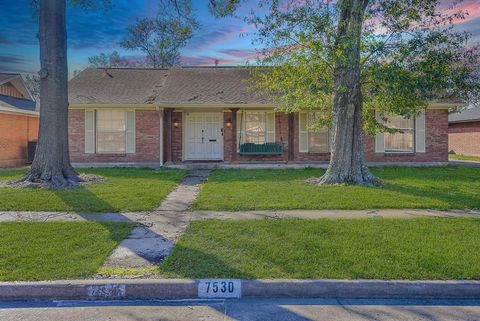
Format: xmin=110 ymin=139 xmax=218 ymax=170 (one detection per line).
xmin=0 ymin=105 xmax=39 ymax=117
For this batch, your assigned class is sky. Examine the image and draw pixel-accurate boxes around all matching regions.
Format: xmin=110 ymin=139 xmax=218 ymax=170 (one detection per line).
xmin=0 ymin=0 xmax=479 ymax=76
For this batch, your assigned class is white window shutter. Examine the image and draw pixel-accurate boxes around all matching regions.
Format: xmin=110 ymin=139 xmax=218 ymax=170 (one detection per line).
xmin=299 ymin=112 xmax=308 ymax=152
xmin=415 ymin=110 xmax=426 ymax=153
xmin=84 ymin=110 xmax=95 ymax=154
xmin=375 ymin=110 xmax=385 ymax=153
xmin=126 ymin=110 xmax=136 ymax=153
xmin=266 ymin=112 xmax=275 ymax=143
xmin=236 ymin=111 xmax=244 ymax=151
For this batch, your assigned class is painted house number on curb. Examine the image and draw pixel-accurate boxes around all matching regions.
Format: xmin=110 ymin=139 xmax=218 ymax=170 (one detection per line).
xmin=198 ymin=279 xmax=241 ymax=298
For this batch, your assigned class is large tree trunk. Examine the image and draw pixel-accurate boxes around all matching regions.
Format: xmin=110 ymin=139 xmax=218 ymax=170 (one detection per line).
xmin=312 ymin=0 xmax=380 ymax=186
xmin=19 ymin=0 xmax=80 ymax=188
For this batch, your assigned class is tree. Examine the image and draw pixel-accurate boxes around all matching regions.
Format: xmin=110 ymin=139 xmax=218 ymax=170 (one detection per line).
xmin=24 ymin=74 xmax=40 ymax=101
xmin=14 ymin=0 xmax=110 ymax=188
xmin=87 ymin=51 xmax=129 ymax=68
xmin=211 ymin=0 xmax=480 ymax=185
xmin=120 ymin=0 xmax=198 ymax=68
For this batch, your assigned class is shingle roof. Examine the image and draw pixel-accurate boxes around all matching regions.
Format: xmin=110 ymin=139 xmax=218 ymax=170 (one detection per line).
xmin=68 ymin=67 xmax=273 ymax=106
xmin=449 ymin=107 xmax=480 ymax=123
xmin=0 ymin=95 xmax=37 ymax=111
xmin=69 ymin=68 xmax=170 ymax=104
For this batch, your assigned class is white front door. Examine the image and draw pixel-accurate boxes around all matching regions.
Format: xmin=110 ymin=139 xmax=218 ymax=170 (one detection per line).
xmin=185 ymin=112 xmax=224 ymax=160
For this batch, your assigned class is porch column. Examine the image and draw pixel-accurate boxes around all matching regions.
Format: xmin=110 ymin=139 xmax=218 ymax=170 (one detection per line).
xmin=230 ymin=108 xmax=239 ymax=163
xmin=164 ymin=108 xmax=174 ymax=164
xmin=288 ymin=113 xmax=295 ymax=162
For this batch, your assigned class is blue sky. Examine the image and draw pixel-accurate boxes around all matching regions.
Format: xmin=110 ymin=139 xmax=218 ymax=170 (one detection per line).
xmin=0 ymin=0 xmax=479 ymax=76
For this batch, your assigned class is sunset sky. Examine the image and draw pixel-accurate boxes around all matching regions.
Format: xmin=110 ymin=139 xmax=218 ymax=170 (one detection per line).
xmin=0 ymin=0 xmax=479 ymax=76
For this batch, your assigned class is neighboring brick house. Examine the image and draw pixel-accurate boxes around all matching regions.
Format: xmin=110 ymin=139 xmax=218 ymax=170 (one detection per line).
xmin=68 ymin=67 xmax=455 ymax=167
xmin=0 ymin=73 xmax=39 ymax=167
xmin=448 ymin=107 xmax=480 ymax=156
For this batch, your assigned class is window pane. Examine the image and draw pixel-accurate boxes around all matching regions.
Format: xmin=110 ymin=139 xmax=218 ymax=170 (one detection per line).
xmin=384 ymin=115 xmax=414 ymax=152
xmin=309 ymin=128 xmax=329 ymax=153
xmin=385 ymin=131 xmax=413 ymax=152
xmin=96 ymin=110 xmax=126 ymax=153
xmin=245 ymin=112 xmax=266 ymax=144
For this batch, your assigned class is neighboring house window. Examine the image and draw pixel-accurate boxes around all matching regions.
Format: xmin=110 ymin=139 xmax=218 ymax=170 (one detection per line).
xmin=96 ymin=110 xmax=127 ymax=153
xmin=237 ymin=111 xmax=275 ymax=148
xmin=374 ymin=111 xmax=426 ymax=153
xmin=84 ymin=109 xmax=135 ymax=154
xmin=299 ymin=112 xmax=330 ymax=153
xmin=384 ymin=115 xmax=414 ymax=152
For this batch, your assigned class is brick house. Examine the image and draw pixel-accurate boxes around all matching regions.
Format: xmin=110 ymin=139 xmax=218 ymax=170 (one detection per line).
xmin=0 ymin=73 xmax=39 ymax=167
xmin=68 ymin=67 xmax=455 ymax=167
xmin=448 ymin=107 xmax=480 ymax=156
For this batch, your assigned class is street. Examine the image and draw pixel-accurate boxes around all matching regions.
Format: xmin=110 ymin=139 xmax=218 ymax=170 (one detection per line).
xmin=1 ymin=298 xmax=480 ymax=321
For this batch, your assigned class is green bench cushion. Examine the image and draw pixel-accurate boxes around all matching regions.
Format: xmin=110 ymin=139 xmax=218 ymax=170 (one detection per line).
xmin=239 ymin=143 xmax=283 ymax=155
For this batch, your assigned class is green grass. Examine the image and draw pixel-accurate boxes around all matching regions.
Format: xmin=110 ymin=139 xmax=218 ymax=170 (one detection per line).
xmin=193 ymin=166 xmax=480 ymax=211
xmin=0 ymin=168 xmax=185 ymax=212
xmin=160 ymin=218 xmax=480 ymax=280
xmin=450 ymin=154 xmax=480 ymax=162
xmin=0 ymin=222 xmax=132 ymax=281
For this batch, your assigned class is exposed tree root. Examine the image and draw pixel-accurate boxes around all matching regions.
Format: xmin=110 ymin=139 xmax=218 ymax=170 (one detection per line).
xmin=306 ymin=166 xmax=383 ymax=187
xmin=5 ymin=172 xmax=103 ymax=189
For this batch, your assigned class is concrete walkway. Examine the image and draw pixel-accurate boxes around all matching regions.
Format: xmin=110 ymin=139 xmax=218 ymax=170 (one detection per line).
xmin=103 ymin=169 xmax=211 ymax=269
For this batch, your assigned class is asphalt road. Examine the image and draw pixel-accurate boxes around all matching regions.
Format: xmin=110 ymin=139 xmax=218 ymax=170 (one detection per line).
xmin=1 ymin=298 xmax=480 ymax=321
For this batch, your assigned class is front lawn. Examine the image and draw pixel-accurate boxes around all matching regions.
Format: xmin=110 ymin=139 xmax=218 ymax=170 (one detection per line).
xmin=450 ymin=154 xmax=480 ymax=162
xmin=160 ymin=218 xmax=480 ymax=280
xmin=0 ymin=168 xmax=185 ymax=212
xmin=0 ymin=222 xmax=132 ymax=281
xmin=194 ymin=166 xmax=480 ymax=210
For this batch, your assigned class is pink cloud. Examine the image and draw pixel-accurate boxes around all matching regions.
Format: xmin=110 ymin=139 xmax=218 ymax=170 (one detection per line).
xmin=441 ymin=0 xmax=480 ymax=24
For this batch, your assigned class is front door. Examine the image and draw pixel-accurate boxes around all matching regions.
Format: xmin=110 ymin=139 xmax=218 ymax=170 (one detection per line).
xmin=185 ymin=112 xmax=224 ymax=160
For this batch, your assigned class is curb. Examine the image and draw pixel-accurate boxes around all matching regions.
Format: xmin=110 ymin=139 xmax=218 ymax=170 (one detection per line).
xmin=1 ymin=279 xmax=480 ymax=301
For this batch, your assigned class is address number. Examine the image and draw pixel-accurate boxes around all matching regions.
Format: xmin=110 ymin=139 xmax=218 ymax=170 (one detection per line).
xmin=198 ymin=279 xmax=241 ymax=298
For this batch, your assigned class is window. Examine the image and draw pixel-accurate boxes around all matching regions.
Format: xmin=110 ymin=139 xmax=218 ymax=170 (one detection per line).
xmin=96 ymin=110 xmax=127 ymax=153
xmin=237 ymin=111 xmax=275 ymax=147
xmin=384 ymin=115 xmax=414 ymax=153
xmin=299 ymin=112 xmax=330 ymax=153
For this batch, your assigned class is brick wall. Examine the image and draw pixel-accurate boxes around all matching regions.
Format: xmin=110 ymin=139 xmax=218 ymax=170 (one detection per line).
xmin=0 ymin=113 xmax=39 ymax=167
xmin=174 ymin=109 xmax=448 ymax=164
xmin=69 ymin=109 xmax=161 ymax=164
xmin=365 ymin=109 xmax=448 ymax=162
xmin=448 ymin=121 xmax=480 ymax=156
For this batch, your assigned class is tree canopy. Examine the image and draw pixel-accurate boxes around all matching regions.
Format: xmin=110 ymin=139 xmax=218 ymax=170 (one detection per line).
xmin=120 ymin=0 xmax=198 ymax=67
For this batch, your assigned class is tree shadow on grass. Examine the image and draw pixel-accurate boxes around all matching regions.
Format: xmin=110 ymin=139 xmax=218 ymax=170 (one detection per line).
xmin=53 ymin=185 xmax=118 ymax=213
xmin=382 ymin=182 xmax=480 ymax=210
xmin=158 ymin=245 xmax=255 ymax=279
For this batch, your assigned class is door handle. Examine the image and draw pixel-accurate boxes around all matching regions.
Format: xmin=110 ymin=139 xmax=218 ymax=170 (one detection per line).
xmin=221 ymin=128 xmax=224 ymax=137
xmin=209 ymin=139 xmax=217 ymax=142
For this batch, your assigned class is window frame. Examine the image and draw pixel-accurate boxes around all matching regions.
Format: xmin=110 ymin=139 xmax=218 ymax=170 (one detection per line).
xmin=237 ymin=110 xmax=275 ymax=150
xmin=383 ymin=114 xmax=416 ymax=154
xmin=299 ymin=111 xmax=330 ymax=153
xmin=95 ymin=109 xmax=128 ymax=154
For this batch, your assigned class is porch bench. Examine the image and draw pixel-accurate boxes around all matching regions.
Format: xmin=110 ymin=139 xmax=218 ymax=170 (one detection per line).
xmin=239 ymin=143 xmax=283 ymax=155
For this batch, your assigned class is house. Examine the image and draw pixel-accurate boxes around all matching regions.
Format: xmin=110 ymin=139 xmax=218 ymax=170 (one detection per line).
xmin=0 ymin=73 xmax=39 ymax=167
xmin=448 ymin=107 xmax=480 ymax=156
xmin=68 ymin=67 xmax=454 ymax=167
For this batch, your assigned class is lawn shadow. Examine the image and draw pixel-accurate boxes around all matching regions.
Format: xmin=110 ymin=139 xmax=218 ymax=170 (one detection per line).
xmin=53 ymin=185 xmax=118 ymax=213
xmin=158 ymin=245 xmax=255 ymax=279
xmin=383 ymin=181 xmax=480 ymax=210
